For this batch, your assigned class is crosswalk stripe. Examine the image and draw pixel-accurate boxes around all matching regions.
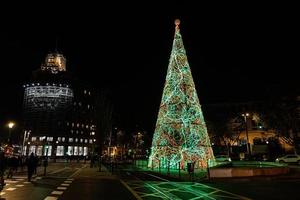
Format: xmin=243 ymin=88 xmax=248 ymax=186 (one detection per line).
xmin=64 ymin=180 xmax=72 ymax=183
xmin=51 ymin=191 xmax=64 ymax=195
xmin=61 ymin=183 xmax=70 ymax=186
xmin=57 ymin=187 xmax=67 ymax=190
xmin=16 ymin=184 xmax=24 ymax=187
xmin=44 ymin=196 xmax=58 ymax=200
xmin=6 ymin=187 xmax=16 ymax=191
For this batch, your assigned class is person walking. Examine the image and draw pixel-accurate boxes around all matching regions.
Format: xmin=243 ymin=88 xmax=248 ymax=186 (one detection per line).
xmin=0 ymin=151 xmax=7 ymax=190
xmin=27 ymin=153 xmax=35 ymax=182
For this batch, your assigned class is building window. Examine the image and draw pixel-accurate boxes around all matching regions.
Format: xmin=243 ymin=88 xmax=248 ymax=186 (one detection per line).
xmin=74 ymin=146 xmax=78 ymax=155
xmin=88 ymin=91 xmax=91 ymax=95
xmin=86 ymin=125 xmax=89 ymax=129
xmin=89 ymin=139 xmax=93 ymax=144
xmin=79 ymin=147 xmax=83 ymax=155
xmin=76 ymin=130 xmax=79 ymax=134
xmin=36 ymin=146 xmax=43 ymax=156
xmin=31 ymin=137 xmax=37 ymax=142
xmin=72 ymin=123 xmax=74 ymax=127
xmin=80 ymin=138 xmax=83 ymax=143
xmin=56 ymin=146 xmax=64 ymax=156
xmin=87 ymin=105 xmax=90 ymax=109
xmin=62 ymin=137 xmax=65 ymax=142
xmin=29 ymin=146 xmax=36 ymax=155
xmin=75 ymin=138 xmax=78 ymax=142
xmin=58 ymin=137 xmax=61 ymax=142
xmin=81 ymin=131 xmax=83 ymax=134
xmin=83 ymin=147 xmax=88 ymax=156
xmin=67 ymin=146 xmax=73 ymax=155
xmin=85 ymin=139 xmax=88 ymax=143
xmin=91 ymin=132 xmax=95 ymax=136
xmin=77 ymin=123 xmax=80 ymax=128
xmin=79 ymin=102 xmax=82 ymax=106
xmin=82 ymin=124 xmax=84 ymax=128
xmin=67 ymin=122 xmax=69 ymax=126
xmin=47 ymin=137 xmax=53 ymax=142
xmin=69 ymin=138 xmax=73 ymax=142
xmin=84 ymin=90 xmax=87 ymax=94
xmin=44 ymin=145 xmax=52 ymax=156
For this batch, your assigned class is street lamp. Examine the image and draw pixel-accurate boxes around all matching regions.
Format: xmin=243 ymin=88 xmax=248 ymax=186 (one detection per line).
xmin=242 ymin=113 xmax=251 ymax=157
xmin=22 ymin=130 xmax=31 ymax=156
xmin=7 ymin=122 xmax=15 ymax=143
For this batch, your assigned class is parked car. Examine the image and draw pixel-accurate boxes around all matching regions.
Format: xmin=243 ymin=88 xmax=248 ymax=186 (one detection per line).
xmin=215 ymin=155 xmax=231 ymax=162
xmin=275 ymin=154 xmax=300 ymax=165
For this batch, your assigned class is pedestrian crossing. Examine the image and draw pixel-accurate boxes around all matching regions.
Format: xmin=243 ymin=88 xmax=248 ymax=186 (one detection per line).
xmin=44 ymin=178 xmax=75 ymax=200
xmin=0 ymin=176 xmax=76 ymax=200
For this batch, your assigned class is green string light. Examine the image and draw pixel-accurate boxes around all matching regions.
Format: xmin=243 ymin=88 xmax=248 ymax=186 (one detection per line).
xmin=149 ymin=20 xmax=215 ymax=169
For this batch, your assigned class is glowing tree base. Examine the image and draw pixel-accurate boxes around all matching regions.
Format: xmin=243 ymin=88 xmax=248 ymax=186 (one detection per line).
xmin=148 ymin=20 xmax=215 ymax=170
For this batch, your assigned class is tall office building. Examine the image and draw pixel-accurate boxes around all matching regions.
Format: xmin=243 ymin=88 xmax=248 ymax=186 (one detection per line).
xmin=23 ymin=53 xmax=97 ymax=157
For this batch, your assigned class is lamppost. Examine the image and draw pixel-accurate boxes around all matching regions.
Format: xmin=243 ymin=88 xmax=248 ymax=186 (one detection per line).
xmin=242 ymin=113 xmax=251 ymax=157
xmin=7 ymin=122 xmax=15 ymax=144
xmin=22 ymin=130 xmax=30 ymax=156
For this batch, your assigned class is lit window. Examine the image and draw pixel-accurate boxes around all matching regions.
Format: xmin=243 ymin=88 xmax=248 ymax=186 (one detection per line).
xmin=77 ymin=123 xmax=80 ymax=128
xmin=62 ymin=137 xmax=65 ymax=142
xmin=69 ymin=138 xmax=73 ymax=142
xmin=31 ymin=137 xmax=37 ymax=142
xmin=72 ymin=123 xmax=74 ymax=127
xmin=88 ymin=91 xmax=91 ymax=95
xmin=29 ymin=146 xmax=36 ymax=155
xmin=75 ymin=138 xmax=78 ymax=142
xmin=47 ymin=137 xmax=53 ymax=142
xmin=56 ymin=146 xmax=64 ymax=156
xmin=83 ymin=147 xmax=88 ymax=156
xmin=71 ymin=130 xmax=74 ymax=134
xmin=76 ymin=130 xmax=79 ymax=134
xmin=84 ymin=90 xmax=87 ymax=94
xmin=80 ymin=138 xmax=83 ymax=143
xmin=86 ymin=125 xmax=89 ymax=129
xmin=85 ymin=139 xmax=88 ymax=143
xmin=74 ymin=146 xmax=78 ymax=155
xmin=44 ymin=145 xmax=52 ymax=156
xmin=91 ymin=132 xmax=95 ymax=136
xmin=67 ymin=146 xmax=73 ymax=155
xmin=89 ymin=139 xmax=93 ymax=144
xmin=79 ymin=146 xmax=83 ymax=155
xmin=67 ymin=122 xmax=69 ymax=126
xmin=58 ymin=137 xmax=61 ymax=142
xmin=81 ymin=131 xmax=83 ymax=134
xmin=82 ymin=124 xmax=84 ymax=128
xmin=36 ymin=146 xmax=43 ymax=156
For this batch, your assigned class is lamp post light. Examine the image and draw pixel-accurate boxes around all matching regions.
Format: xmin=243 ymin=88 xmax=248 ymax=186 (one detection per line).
xmin=22 ymin=130 xmax=30 ymax=156
xmin=7 ymin=122 xmax=15 ymax=144
xmin=242 ymin=113 xmax=251 ymax=157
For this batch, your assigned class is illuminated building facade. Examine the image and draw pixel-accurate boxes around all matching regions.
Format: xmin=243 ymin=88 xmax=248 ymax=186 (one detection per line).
xmin=23 ymin=53 xmax=97 ymax=157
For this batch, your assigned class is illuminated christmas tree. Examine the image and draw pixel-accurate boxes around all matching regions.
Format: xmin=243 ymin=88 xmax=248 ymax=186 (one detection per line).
xmin=148 ymin=19 xmax=214 ymax=169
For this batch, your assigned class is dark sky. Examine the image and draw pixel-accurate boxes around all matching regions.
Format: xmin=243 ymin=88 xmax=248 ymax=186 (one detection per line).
xmin=0 ymin=3 xmax=298 ymax=133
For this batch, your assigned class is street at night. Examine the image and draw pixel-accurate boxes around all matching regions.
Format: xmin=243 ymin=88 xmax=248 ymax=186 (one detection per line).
xmin=0 ymin=3 xmax=299 ymax=200
xmin=2 ymin=162 xmax=300 ymax=199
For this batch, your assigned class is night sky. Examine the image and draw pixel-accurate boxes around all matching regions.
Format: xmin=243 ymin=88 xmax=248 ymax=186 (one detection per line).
xmin=0 ymin=4 xmax=298 ymax=134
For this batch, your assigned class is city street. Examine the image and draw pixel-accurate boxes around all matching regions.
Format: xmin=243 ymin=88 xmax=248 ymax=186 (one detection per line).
xmin=2 ymin=162 xmax=300 ymax=199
